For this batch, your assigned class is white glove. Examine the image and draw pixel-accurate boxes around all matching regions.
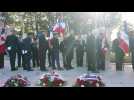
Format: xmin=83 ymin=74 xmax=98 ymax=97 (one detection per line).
xmin=22 ymin=50 xmax=25 ymax=54
xmin=25 ymin=50 xmax=27 ymax=54
xmin=7 ymin=47 xmax=11 ymax=51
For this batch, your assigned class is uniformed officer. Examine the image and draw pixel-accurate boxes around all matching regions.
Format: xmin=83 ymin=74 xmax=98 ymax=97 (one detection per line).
xmin=31 ymin=34 xmax=39 ymax=68
xmin=47 ymin=31 xmax=53 ymax=67
xmin=129 ymin=31 xmax=134 ymax=71
xmin=85 ymin=33 xmax=97 ymax=72
xmin=60 ymin=36 xmax=67 ymax=69
xmin=75 ymin=34 xmax=85 ymax=67
xmin=5 ymin=29 xmax=19 ymax=71
xmin=17 ymin=32 xmax=23 ymax=68
xmin=96 ymin=33 xmax=109 ymax=71
xmin=38 ymin=31 xmax=48 ymax=71
xmin=22 ymin=33 xmax=33 ymax=71
xmin=51 ymin=32 xmax=62 ymax=70
xmin=65 ymin=34 xmax=75 ymax=70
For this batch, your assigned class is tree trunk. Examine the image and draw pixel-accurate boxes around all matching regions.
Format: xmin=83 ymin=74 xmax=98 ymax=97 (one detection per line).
xmin=35 ymin=14 xmax=39 ymax=33
xmin=105 ymin=28 xmax=111 ymax=70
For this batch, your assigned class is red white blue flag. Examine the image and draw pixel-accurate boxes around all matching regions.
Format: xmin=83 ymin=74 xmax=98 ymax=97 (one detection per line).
xmin=119 ymin=21 xmax=129 ymax=54
xmin=53 ymin=16 xmax=65 ymax=37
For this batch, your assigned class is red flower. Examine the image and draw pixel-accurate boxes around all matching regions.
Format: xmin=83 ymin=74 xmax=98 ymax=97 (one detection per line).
xmin=53 ymin=78 xmax=64 ymax=86
xmin=76 ymin=78 xmax=85 ymax=86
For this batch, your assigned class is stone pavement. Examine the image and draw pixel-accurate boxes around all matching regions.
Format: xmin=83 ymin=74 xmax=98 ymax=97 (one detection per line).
xmin=0 ymin=55 xmax=134 ymax=87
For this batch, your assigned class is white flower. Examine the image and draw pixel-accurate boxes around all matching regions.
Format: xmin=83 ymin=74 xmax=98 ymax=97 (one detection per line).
xmin=96 ymin=83 xmax=99 ymax=87
xmin=81 ymin=85 xmax=85 ymax=87
xmin=59 ymin=83 xmax=62 ymax=86
xmin=89 ymin=81 xmax=93 ymax=84
xmin=43 ymin=83 xmax=46 ymax=86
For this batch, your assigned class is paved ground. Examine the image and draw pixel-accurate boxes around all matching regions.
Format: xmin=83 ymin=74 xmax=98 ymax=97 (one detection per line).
xmin=0 ymin=55 xmax=134 ymax=87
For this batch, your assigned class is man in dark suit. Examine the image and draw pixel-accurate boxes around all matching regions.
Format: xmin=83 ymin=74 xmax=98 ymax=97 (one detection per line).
xmin=60 ymin=37 xmax=67 ymax=69
xmin=65 ymin=34 xmax=75 ymax=70
xmin=96 ymin=33 xmax=109 ymax=71
xmin=75 ymin=34 xmax=85 ymax=67
xmin=5 ymin=29 xmax=19 ymax=71
xmin=129 ymin=32 xmax=134 ymax=71
xmin=38 ymin=31 xmax=48 ymax=71
xmin=51 ymin=32 xmax=63 ymax=70
xmin=85 ymin=33 xmax=97 ymax=72
xmin=22 ymin=33 xmax=33 ymax=71
xmin=17 ymin=32 xmax=23 ymax=68
xmin=31 ymin=34 xmax=39 ymax=68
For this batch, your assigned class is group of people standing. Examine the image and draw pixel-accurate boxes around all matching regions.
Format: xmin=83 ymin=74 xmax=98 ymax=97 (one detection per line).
xmin=0 ymin=28 xmax=110 ymax=72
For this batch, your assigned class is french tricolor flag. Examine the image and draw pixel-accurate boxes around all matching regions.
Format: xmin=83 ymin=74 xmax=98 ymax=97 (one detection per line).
xmin=119 ymin=21 xmax=129 ymax=54
xmin=53 ymin=16 xmax=65 ymax=37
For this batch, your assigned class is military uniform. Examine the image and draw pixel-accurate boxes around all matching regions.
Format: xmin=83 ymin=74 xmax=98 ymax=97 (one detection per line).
xmin=51 ymin=35 xmax=62 ymax=70
xmin=60 ymin=39 xmax=67 ymax=68
xmin=96 ymin=36 xmax=108 ymax=70
xmin=75 ymin=39 xmax=85 ymax=67
xmin=5 ymin=34 xmax=19 ymax=71
xmin=65 ymin=34 xmax=75 ymax=70
xmin=86 ymin=34 xmax=96 ymax=71
xmin=17 ymin=34 xmax=23 ymax=68
xmin=48 ymin=39 xmax=52 ymax=67
xmin=129 ymin=35 xmax=134 ymax=70
xmin=22 ymin=34 xmax=33 ymax=71
xmin=112 ymin=39 xmax=124 ymax=71
xmin=31 ymin=37 xmax=39 ymax=68
xmin=38 ymin=33 xmax=48 ymax=71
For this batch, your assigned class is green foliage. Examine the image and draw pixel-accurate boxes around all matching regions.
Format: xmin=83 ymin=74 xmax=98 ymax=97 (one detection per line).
xmin=3 ymin=12 xmax=121 ymax=36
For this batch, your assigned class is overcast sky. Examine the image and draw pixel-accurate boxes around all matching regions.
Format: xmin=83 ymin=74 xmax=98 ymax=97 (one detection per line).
xmin=111 ymin=12 xmax=134 ymax=41
xmin=121 ymin=12 xmax=134 ymax=25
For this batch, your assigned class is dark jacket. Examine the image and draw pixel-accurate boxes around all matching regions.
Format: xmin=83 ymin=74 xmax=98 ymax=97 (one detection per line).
xmin=51 ymin=37 xmax=59 ymax=51
xmin=65 ymin=35 xmax=75 ymax=57
xmin=5 ymin=34 xmax=19 ymax=51
xmin=38 ymin=34 xmax=48 ymax=51
xmin=86 ymin=34 xmax=96 ymax=64
xmin=22 ymin=37 xmax=32 ymax=52
xmin=17 ymin=38 xmax=23 ymax=52
xmin=96 ymin=36 xmax=109 ymax=57
xmin=75 ymin=39 xmax=85 ymax=54
xmin=129 ymin=36 xmax=134 ymax=52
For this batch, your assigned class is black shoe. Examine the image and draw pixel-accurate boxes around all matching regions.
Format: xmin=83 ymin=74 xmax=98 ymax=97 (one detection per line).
xmin=87 ymin=68 xmax=90 ymax=71
xmin=65 ymin=67 xmax=70 ymax=70
xmin=70 ymin=67 xmax=74 ymax=69
xmin=17 ymin=65 xmax=21 ymax=68
xmin=40 ymin=68 xmax=47 ymax=71
xmin=0 ymin=67 xmax=4 ymax=69
xmin=27 ymin=69 xmax=34 ymax=71
xmin=92 ymin=70 xmax=99 ymax=73
xmin=23 ymin=67 xmax=27 ymax=70
xmin=66 ymin=67 xmax=73 ymax=70
xmin=52 ymin=67 xmax=56 ymax=70
xmin=11 ymin=68 xmax=18 ymax=71
xmin=58 ymin=67 xmax=64 ymax=70
xmin=23 ymin=68 xmax=27 ymax=70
